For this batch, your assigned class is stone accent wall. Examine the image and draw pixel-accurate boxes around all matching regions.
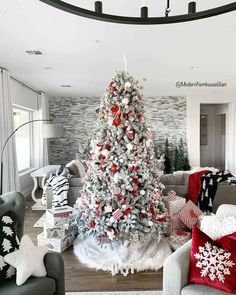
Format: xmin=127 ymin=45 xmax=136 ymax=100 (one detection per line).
xmin=49 ymin=96 xmax=187 ymax=165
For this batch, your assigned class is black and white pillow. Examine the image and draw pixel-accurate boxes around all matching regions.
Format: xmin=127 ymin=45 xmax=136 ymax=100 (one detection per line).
xmin=0 ymin=213 xmax=19 ymax=283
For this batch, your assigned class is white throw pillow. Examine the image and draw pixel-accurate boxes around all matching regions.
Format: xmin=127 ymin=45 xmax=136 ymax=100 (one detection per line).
xmin=4 ymin=235 xmax=48 ymax=285
xmin=199 ymin=215 xmax=236 ymax=240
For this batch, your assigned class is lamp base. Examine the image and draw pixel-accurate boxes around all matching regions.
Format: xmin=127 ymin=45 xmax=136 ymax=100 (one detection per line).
xmin=32 ymin=200 xmax=46 ymax=211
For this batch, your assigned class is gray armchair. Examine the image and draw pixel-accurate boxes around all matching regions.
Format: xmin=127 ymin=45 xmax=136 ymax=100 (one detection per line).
xmin=163 ymin=204 xmax=236 ymax=295
xmin=0 ymin=192 xmax=65 ymax=295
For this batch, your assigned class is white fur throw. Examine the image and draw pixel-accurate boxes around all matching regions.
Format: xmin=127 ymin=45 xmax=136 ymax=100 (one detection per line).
xmin=199 ymin=215 xmax=236 ymax=240
xmin=74 ymin=236 xmax=171 ymax=276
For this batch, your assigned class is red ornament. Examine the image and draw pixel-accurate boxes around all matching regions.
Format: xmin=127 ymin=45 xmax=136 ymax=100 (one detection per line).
xmin=105 ymin=144 xmax=111 ymax=150
xmin=88 ymin=220 xmax=95 ymax=228
xmin=157 ymin=217 xmax=167 ymax=222
xmin=121 ymin=197 xmax=126 ymax=205
xmin=112 ymin=116 xmax=121 ymax=127
xmin=124 ymin=208 xmax=131 ymax=215
xmin=130 ymin=165 xmax=138 ymax=171
xmin=111 ymin=105 xmax=119 ymax=114
xmin=140 ymin=213 xmax=146 ymax=219
xmin=132 ymin=176 xmax=140 ymax=186
xmin=110 ymin=164 xmax=118 ymax=173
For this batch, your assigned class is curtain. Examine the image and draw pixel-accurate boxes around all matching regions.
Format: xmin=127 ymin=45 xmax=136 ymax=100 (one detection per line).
xmin=0 ymin=69 xmax=21 ymax=193
xmin=33 ymin=92 xmax=49 ymax=168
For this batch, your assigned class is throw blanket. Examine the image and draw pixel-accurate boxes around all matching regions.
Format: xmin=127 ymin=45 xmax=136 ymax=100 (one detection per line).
xmin=199 ymin=171 xmax=233 ymax=211
xmin=187 ymin=170 xmax=209 ymax=204
xmin=42 ymin=175 xmax=69 ymax=208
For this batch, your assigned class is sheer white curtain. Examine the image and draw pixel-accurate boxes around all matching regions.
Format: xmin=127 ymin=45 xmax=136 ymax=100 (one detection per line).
xmin=0 ymin=69 xmax=21 ymax=193
xmin=33 ymin=92 xmax=49 ymax=168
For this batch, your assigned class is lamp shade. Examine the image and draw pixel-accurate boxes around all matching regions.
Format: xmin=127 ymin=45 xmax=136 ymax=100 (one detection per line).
xmin=41 ymin=123 xmax=64 ymax=138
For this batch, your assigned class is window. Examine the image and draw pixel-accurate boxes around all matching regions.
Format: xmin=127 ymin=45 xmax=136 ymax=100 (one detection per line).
xmin=13 ymin=107 xmax=33 ymax=172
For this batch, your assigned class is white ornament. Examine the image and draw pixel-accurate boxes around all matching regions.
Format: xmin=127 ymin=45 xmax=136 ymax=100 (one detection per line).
xmin=109 ymin=216 xmax=115 ymax=223
xmin=148 ymin=221 xmax=153 ymax=227
xmin=107 ymin=229 xmax=116 ymax=240
xmin=101 ymin=149 xmax=109 ymax=158
xmin=105 ymin=205 xmax=113 ymax=213
xmin=124 ymin=81 xmax=131 ymax=89
xmin=140 ymin=190 xmax=145 ymax=195
xmin=119 ymin=159 xmax=124 ymax=163
xmin=122 ymin=97 xmax=129 ymax=105
xmin=127 ymin=143 xmax=133 ymax=150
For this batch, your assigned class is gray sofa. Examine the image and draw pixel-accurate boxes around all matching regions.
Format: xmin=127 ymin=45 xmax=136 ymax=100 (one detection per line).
xmin=163 ymin=204 xmax=236 ymax=295
xmin=0 ymin=192 xmax=65 ymax=295
xmin=160 ymin=173 xmax=190 ymax=198
xmin=160 ymin=173 xmax=236 ymax=213
xmin=66 ymin=177 xmax=83 ymax=206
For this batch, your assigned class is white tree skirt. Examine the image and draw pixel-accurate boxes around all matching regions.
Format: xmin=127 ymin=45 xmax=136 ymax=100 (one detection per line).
xmin=74 ymin=236 xmax=171 ymax=276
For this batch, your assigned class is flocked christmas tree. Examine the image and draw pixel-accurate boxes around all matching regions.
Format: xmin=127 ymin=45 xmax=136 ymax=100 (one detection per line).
xmin=74 ymin=71 xmax=168 ymax=244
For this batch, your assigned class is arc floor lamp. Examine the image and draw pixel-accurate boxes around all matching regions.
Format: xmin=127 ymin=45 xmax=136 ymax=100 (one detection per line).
xmin=0 ymin=119 xmax=63 ymax=195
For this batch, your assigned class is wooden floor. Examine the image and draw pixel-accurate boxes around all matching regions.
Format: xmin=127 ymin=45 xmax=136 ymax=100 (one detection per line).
xmin=25 ymin=196 xmax=163 ymax=292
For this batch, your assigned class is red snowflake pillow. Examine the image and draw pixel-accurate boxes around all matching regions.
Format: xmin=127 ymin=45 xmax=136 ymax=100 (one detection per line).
xmin=189 ymin=226 xmax=236 ymax=293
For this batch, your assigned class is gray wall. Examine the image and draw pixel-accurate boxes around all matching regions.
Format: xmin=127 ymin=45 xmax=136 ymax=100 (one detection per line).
xmin=49 ymin=96 xmax=187 ymax=165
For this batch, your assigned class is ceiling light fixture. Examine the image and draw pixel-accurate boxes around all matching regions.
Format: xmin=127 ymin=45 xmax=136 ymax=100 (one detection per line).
xmin=39 ymin=0 xmax=236 ymax=25
xmin=191 ymin=66 xmax=199 ymax=70
xmin=61 ymin=85 xmax=72 ymax=87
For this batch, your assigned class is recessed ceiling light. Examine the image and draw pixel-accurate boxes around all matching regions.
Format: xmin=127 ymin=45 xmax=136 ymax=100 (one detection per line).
xmin=95 ymin=40 xmax=100 ymax=43
xmin=190 ymin=66 xmax=199 ymax=70
xmin=25 ymin=50 xmax=43 ymax=55
xmin=61 ymin=85 xmax=72 ymax=88
xmin=44 ymin=67 xmax=52 ymax=70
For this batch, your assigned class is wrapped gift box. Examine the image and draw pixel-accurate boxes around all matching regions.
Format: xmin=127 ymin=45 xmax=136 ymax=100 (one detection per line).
xmin=179 ymin=200 xmax=203 ymax=229
xmin=46 ymin=206 xmax=75 ymax=226
xmin=37 ymin=231 xmax=75 ymax=252
xmin=44 ymin=223 xmax=73 ymax=239
xmin=166 ymin=213 xmax=188 ymax=236
xmin=168 ymin=229 xmax=191 ymax=250
xmin=163 ymin=195 xmax=186 ymax=214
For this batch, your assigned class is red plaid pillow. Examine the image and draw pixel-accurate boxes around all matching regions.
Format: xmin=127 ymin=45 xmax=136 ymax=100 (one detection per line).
xmin=179 ymin=200 xmax=202 ymax=229
xmin=189 ymin=227 xmax=236 ymax=293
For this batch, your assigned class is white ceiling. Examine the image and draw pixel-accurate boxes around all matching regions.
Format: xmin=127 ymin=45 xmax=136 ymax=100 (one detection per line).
xmin=0 ymin=0 xmax=235 ymax=97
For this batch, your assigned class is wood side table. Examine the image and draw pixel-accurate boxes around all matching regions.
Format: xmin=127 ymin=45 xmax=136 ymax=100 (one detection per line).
xmin=31 ymin=165 xmax=61 ymax=210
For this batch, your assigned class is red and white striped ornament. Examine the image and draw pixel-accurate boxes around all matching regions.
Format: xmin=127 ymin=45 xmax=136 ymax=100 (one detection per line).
xmin=112 ymin=209 xmax=124 ymax=219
